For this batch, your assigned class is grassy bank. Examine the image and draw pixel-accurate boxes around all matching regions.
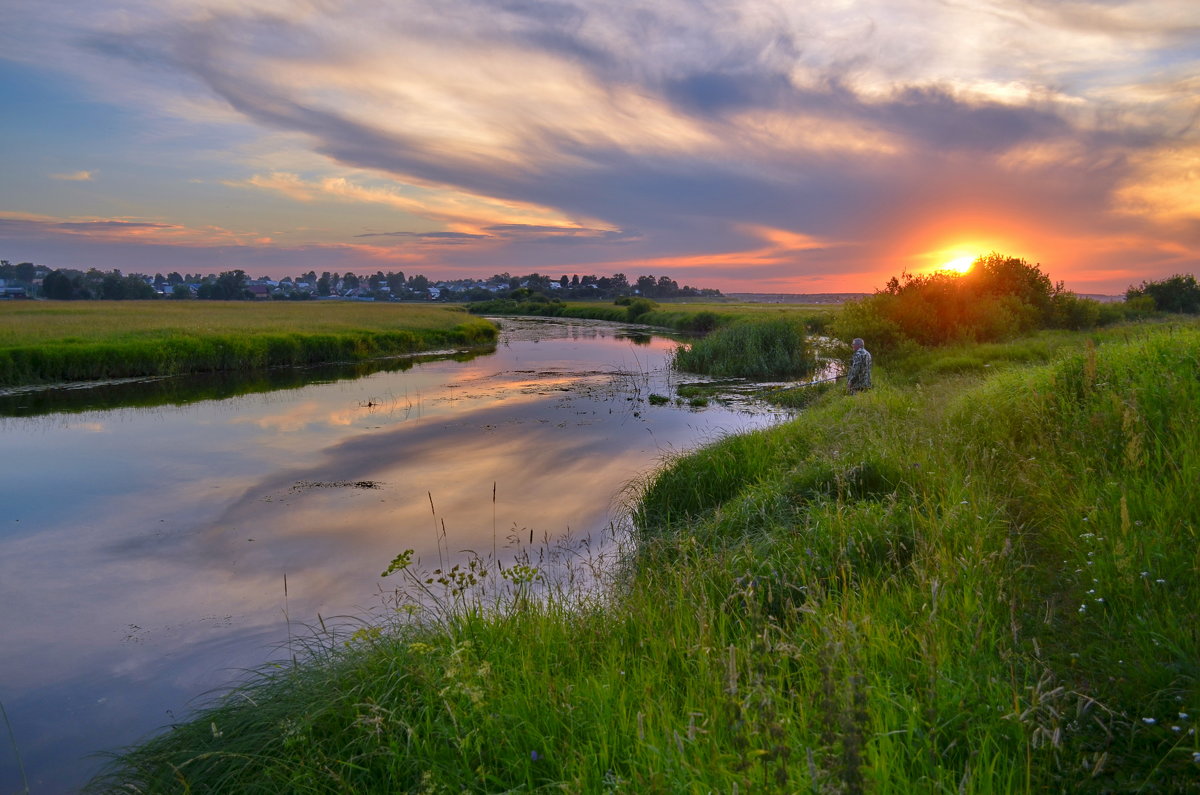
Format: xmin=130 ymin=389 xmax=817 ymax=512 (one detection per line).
xmin=469 ymin=298 xmax=835 ymax=335
xmin=0 ymin=302 xmax=498 ymax=386
xmin=90 ymin=321 xmax=1199 ymax=793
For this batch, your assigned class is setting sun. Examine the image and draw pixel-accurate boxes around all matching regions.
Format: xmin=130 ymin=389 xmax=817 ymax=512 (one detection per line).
xmin=940 ymin=255 xmax=976 ymax=274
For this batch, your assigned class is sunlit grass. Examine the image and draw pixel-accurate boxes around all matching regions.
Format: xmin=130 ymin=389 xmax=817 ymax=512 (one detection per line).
xmin=0 ymin=302 xmax=498 ymax=385
xmin=89 ymin=321 xmax=1200 ymax=792
xmin=0 ymin=301 xmax=480 ymax=345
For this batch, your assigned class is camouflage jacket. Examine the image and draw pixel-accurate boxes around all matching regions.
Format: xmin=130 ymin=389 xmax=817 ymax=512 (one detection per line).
xmin=847 ymin=347 xmax=873 ymax=392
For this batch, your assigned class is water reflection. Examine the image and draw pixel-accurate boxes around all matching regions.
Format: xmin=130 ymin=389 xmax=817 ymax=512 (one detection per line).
xmin=0 ymin=318 xmax=789 ymax=793
xmin=0 ymin=348 xmax=493 ymax=418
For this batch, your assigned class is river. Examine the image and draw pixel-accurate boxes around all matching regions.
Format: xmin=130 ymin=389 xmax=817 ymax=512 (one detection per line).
xmin=0 ymin=317 xmax=792 ymax=793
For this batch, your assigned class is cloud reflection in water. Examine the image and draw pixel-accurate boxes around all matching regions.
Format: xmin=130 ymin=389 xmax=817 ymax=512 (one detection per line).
xmin=0 ymin=319 xmax=787 ymax=792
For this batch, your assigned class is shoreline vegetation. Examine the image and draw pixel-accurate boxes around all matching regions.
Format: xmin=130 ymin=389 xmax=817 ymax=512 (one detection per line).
xmin=0 ymin=302 xmax=499 ymax=387
xmin=86 ymin=317 xmax=1200 ymax=793
xmin=20 ymin=257 xmax=1198 ymax=791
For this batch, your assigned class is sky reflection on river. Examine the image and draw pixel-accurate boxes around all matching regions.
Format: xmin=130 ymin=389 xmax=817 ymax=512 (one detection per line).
xmin=0 ymin=318 xmax=791 ymax=793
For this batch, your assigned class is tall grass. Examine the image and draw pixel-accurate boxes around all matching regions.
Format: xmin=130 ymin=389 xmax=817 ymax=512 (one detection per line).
xmin=0 ymin=302 xmax=497 ymax=386
xmin=89 ymin=321 xmax=1200 ymax=793
xmin=672 ymin=317 xmax=816 ymax=379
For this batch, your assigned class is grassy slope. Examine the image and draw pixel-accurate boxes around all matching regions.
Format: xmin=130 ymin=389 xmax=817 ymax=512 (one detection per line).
xmin=90 ymin=321 xmax=1199 ymax=793
xmin=0 ymin=302 xmax=497 ymax=386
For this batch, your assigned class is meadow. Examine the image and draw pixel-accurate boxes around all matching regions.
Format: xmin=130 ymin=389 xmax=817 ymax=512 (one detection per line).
xmin=87 ymin=318 xmax=1200 ymax=793
xmin=0 ymin=302 xmax=498 ymax=386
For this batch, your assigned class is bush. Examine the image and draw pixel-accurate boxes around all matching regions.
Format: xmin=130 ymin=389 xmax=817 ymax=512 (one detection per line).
xmin=1125 ymin=273 xmax=1200 ymax=314
xmin=833 ymin=253 xmax=1100 ymax=356
xmin=624 ymin=297 xmax=658 ymax=321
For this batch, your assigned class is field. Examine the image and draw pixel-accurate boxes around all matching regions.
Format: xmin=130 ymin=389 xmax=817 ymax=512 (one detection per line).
xmin=0 ymin=301 xmax=498 ymax=386
xmin=89 ymin=319 xmax=1200 ymax=793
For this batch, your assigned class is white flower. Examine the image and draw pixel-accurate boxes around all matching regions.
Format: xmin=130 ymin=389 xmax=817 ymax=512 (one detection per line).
xmin=1142 ymin=717 xmax=1156 ymax=725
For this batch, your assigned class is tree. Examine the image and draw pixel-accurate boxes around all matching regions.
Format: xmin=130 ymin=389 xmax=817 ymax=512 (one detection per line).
xmin=214 ymin=270 xmax=249 ymax=299
xmin=43 ymin=269 xmax=75 ymax=300
xmin=171 ymin=284 xmax=191 ymax=300
xmin=317 ymin=275 xmax=331 ymax=296
xmin=100 ymin=272 xmax=126 ymax=299
xmin=1126 ymin=274 xmax=1200 ymax=314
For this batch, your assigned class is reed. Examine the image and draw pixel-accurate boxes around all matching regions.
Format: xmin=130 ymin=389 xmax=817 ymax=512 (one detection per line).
xmin=88 ymin=320 xmax=1200 ymax=793
xmin=672 ymin=317 xmax=816 ymax=379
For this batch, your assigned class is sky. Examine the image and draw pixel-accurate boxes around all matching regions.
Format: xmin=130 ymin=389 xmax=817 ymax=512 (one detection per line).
xmin=1 ymin=1 xmax=1197 ymax=294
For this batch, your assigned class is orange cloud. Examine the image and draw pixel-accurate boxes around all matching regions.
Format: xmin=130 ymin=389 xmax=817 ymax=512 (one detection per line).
xmin=50 ymin=170 xmax=95 ymax=181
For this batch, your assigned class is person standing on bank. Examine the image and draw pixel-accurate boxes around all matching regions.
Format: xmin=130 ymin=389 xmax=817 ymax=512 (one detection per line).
xmin=846 ymin=338 xmax=872 ymax=394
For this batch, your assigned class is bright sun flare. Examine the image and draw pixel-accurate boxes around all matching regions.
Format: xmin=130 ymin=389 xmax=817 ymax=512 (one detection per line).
xmin=940 ymin=255 xmax=976 ymax=274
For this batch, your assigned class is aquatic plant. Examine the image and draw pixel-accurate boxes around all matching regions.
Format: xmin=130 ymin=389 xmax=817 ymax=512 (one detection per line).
xmin=672 ymin=317 xmax=815 ymax=380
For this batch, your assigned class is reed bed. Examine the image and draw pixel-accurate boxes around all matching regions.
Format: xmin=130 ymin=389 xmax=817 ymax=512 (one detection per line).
xmin=0 ymin=302 xmax=497 ymax=386
xmin=88 ymin=321 xmax=1200 ymax=793
xmin=672 ymin=317 xmax=817 ymax=380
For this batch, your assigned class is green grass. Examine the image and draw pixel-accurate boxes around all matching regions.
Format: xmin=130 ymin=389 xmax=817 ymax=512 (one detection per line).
xmin=0 ymin=302 xmax=498 ymax=386
xmin=672 ymin=317 xmax=817 ymax=380
xmin=89 ymin=320 xmax=1200 ymax=793
xmin=469 ymin=298 xmax=836 ymax=334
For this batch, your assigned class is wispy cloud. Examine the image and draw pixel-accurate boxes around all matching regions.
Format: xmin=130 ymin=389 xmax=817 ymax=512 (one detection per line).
xmin=0 ymin=0 xmax=1196 ymax=290
xmin=50 ymin=170 xmax=95 ymax=181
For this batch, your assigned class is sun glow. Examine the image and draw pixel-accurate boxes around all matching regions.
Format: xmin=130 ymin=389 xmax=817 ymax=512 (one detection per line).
xmin=940 ymin=255 xmax=976 ymax=274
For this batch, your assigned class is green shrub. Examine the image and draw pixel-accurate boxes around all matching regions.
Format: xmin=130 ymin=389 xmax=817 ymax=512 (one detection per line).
xmin=624 ymin=297 xmax=658 ymax=321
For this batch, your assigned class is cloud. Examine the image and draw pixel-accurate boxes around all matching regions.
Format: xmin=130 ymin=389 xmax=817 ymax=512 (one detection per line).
xmin=0 ymin=0 xmax=1197 ymax=291
xmin=49 ymin=170 xmax=95 ymax=181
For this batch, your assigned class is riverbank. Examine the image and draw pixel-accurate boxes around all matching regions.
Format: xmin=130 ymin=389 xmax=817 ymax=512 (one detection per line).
xmin=468 ymin=297 xmax=836 ymax=334
xmin=88 ymin=320 xmax=1200 ymax=792
xmin=0 ymin=302 xmax=498 ymax=386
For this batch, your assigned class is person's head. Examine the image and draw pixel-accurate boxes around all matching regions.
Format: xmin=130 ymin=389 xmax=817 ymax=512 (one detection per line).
xmin=852 ymin=337 xmax=864 ymax=350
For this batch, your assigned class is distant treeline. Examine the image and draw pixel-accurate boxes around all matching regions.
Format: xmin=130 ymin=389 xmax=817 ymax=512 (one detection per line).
xmin=1 ymin=260 xmax=723 ymax=302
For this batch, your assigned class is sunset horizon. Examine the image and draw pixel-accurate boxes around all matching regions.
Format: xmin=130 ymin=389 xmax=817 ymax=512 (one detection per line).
xmin=3 ymin=1 xmax=1197 ymax=296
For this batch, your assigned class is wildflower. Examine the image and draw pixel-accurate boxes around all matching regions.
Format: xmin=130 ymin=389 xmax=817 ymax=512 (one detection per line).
xmin=1143 ymin=717 xmax=1157 ymax=725
xmin=1156 ymin=578 xmax=1167 ymax=584
xmin=530 ymin=750 xmax=541 ymax=761
xmin=1141 ymin=571 xmax=1150 ymax=577
xmin=1194 ymin=751 xmax=1200 ymax=763
xmin=1087 ymin=589 xmax=1095 ymax=594
xmin=1172 ymin=726 xmax=1182 ymax=732
xmin=1080 ymin=533 xmax=1095 ymax=539
xmin=1181 ymin=712 xmax=1190 ymax=719
xmin=1078 ymin=604 xmax=1087 ymax=613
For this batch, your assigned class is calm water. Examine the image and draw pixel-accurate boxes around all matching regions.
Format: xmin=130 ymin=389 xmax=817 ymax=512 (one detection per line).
xmin=0 ymin=318 xmax=790 ymax=793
